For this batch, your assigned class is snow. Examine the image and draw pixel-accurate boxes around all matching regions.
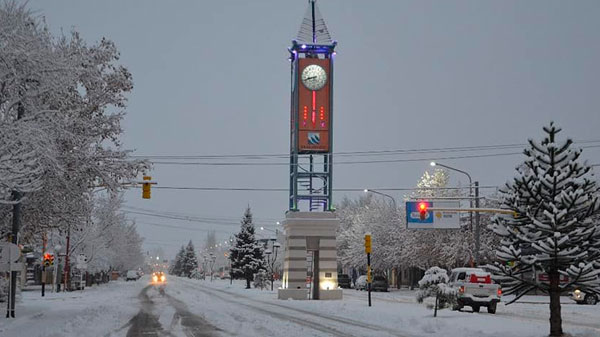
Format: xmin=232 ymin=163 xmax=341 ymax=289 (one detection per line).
xmin=0 ymin=280 xmax=144 ymax=337
xmin=2 ymin=276 xmax=599 ymax=337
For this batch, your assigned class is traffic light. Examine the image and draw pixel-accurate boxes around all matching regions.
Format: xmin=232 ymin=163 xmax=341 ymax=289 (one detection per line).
xmin=418 ymin=201 xmax=430 ymax=220
xmin=43 ymin=253 xmax=54 ymax=267
xmin=364 ymin=234 xmax=372 ymax=254
xmin=142 ymin=176 xmax=151 ymax=199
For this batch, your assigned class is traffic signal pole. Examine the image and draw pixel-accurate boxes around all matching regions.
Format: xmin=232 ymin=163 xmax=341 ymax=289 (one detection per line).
xmin=474 ymin=182 xmax=481 ymax=265
xmin=64 ymin=224 xmax=71 ymax=291
xmin=7 ymin=190 xmax=21 ymax=318
xmin=367 ymin=252 xmax=372 ymax=307
xmin=42 ymin=233 xmax=47 ymax=297
xmin=364 ymin=233 xmax=372 ymax=307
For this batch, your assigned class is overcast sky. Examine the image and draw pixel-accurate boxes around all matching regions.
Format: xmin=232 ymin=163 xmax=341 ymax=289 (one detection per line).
xmin=27 ymin=0 xmax=600 ymax=258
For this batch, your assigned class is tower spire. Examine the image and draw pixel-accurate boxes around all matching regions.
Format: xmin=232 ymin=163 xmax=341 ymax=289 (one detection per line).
xmin=296 ymin=0 xmax=332 ymax=45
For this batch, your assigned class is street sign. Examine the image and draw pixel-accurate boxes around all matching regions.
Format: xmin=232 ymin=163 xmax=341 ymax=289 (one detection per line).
xmin=0 ymin=242 xmax=20 ymax=264
xmin=406 ymin=201 xmax=461 ymax=229
xmin=77 ymin=254 xmax=87 ymax=264
xmin=77 ymin=254 xmax=88 ymax=270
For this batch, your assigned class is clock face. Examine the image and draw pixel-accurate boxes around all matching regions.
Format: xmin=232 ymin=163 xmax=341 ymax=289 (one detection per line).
xmin=301 ymin=64 xmax=327 ymax=91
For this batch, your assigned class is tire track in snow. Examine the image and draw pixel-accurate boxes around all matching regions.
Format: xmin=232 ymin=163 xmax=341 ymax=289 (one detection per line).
xmin=185 ymin=285 xmax=355 ymax=337
xmin=181 ymin=280 xmax=413 ymax=337
xmin=126 ymin=285 xmax=174 ymax=337
xmin=164 ymin=292 xmax=222 ymax=337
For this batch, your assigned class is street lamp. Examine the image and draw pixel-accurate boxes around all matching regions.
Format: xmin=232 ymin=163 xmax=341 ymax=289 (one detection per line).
xmin=429 ymin=161 xmax=481 ymax=265
xmin=202 ymin=255 xmax=208 ymax=280
xmin=264 ymin=241 xmax=281 ymax=291
xmin=209 ymin=253 xmax=216 ymax=282
xmin=259 ymin=226 xmax=279 ymax=240
xmin=363 ymin=189 xmax=397 ymax=210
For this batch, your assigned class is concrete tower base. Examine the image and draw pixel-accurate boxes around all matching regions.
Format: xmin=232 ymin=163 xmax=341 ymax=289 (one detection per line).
xmin=278 ymin=211 xmax=343 ymax=300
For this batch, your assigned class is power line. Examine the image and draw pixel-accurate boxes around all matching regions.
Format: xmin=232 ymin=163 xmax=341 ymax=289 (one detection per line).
xmin=126 ymin=185 xmax=499 ymax=193
xmin=124 ymin=210 xmax=243 ymax=226
xmin=130 ymin=139 xmax=600 ymax=160
xmin=123 ymin=205 xmax=280 ymax=223
xmin=144 ymin=145 xmax=600 ymax=167
xmin=135 ymin=221 xmax=233 ymax=234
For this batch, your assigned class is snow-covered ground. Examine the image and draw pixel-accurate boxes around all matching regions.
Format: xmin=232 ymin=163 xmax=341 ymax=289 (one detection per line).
xmin=1 ymin=277 xmax=599 ymax=337
xmin=0 ymin=279 xmax=144 ymax=337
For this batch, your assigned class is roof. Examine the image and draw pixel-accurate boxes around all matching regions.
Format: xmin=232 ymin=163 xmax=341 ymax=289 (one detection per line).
xmin=295 ymin=0 xmax=333 ymax=45
xmin=451 ymin=268 xmax=488 ymax=274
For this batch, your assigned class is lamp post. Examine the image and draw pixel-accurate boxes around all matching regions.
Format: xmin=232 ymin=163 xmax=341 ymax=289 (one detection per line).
xmin=363 ymin=189 xmax=397 ymax=210
xmin=271 ymin=242 xmax=281 ymax=291
xmin=430 ymin=161 xmax=481 ymax=265
xmin=209 ymin=253 xmax=216 ymax=282
xmin=264 ymin=248 xmax=272 ymax=290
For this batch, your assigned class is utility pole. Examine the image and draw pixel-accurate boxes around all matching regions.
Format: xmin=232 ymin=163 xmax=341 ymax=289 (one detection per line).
xmin=64 ymin=224 xmax=71 ymax=291
xmin=6 ymin=101 xmax=25 ymax=318
xmin=365 ymin=233 xmax=372 ymax=307
xmin=7 ymin=191 xmax=21 ymax=318
xmin=41 ymin=233 xmax=47 ymax=297
xmin=474 ymin=181 xmax=481 ymax=266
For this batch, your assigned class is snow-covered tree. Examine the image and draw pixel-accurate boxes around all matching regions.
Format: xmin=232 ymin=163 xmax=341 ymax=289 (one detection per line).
xmin=0 ymin=2 xmax=147 ymax=244
xmin=229 ymin=207 xmax=265 ymax=289
xmin=180 ymin=240 xmax=199 ymax=278
xmin=253 ymin=270 xmax=268 ymax=290
xmin=416 ymin=267 xmax=456 ymax=317
xmin=170 ymin=246 xmax=185 ymax=276
xmin=488 ymin=123 xmax=600 ymax=336
xmin=67 ymin=193 xmax=144 ymax=273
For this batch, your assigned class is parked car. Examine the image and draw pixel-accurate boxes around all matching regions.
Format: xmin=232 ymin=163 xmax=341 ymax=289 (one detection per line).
xmin=337 ymin=274 xmax=351 ymax=288
xmin=572 ymin=288 xmax=598 ymax=305
xmin=355 ymin=275 xmax=367 ymax=290
xmin=449 ymin=267 xmax=501 ymax=314
xmin=126 ymin=270 xmax=139 ymax=281
xmin=372 ymin=275 xmax=389 ymax=292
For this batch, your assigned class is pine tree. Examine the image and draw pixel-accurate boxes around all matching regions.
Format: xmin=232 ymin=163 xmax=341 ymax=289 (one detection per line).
xmin=488 ymin=123 xmax=600 ymax=336
xmin=181 ymin=240 xmax=199 ymax=278
xmin=229 ymin=207 xmax=265 ymax=288
xmin=170 ymin=246 xmax=185 ymax=276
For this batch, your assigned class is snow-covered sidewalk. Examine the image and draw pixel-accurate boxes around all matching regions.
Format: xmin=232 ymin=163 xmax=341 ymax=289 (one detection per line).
xmin=0 ymin=279 xmax=145 ymax=337
xmin=172 ymin=277 xmax=599 ymax=337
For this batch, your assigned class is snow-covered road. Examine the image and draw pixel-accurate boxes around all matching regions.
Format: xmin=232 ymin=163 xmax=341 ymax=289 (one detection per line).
xmin=1 ymin=277 xmax=599 ymax=337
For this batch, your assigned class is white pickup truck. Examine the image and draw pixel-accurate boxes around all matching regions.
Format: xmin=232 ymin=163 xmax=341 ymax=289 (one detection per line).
xmin=449 ymin=268 xmax=502 ymax=314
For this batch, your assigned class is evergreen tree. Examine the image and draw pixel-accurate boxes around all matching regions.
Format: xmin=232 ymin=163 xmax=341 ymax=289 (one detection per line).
xmin=488 ymin=123 xmax=600 ymax=336
xmin=181 ymin=240 xmax=199 ymax=278
xmin=170 ymin=245 xmax=185 ymax=276
xmin=229 ymin=206 xmax=265 ymax=288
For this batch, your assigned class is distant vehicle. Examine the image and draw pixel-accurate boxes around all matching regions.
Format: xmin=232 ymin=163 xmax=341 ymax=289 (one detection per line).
xmin=337 ymin=274 xmax=351 ymax=288
xmin=355 ymin=275 xmax=367 ymax=291
xmin=371 ymin=275 xmax=388 ymax=292
xmin=126 ymin=270 xmax=139 ymax=281
xmin=152 ymin=271 xmax=166 ymax=284
xmin=449 ymin=268 xmax=501 ymax=314
xmin=572 ymin=289 xmax=598 ymax=305
xmin=151 ymin=271 xmax=167 ymax=295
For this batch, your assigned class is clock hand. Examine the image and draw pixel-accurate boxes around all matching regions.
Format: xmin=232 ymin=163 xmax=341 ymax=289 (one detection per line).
xmin=304 ymin=76 xmax=316 ymax=81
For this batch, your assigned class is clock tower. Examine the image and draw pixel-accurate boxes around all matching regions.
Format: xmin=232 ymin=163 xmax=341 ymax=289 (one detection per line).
xmin=288 ymin=1 xmax=336 ymax=211
xmin=279 ymin=0 xmax=342 ymax=301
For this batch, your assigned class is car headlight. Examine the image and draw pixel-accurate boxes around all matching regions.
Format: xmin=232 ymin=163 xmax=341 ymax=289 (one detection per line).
xmin=160 ymin=275 xmax=165 ymax=282
xmin=153 ymin=275 xmax=158 ymax=282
